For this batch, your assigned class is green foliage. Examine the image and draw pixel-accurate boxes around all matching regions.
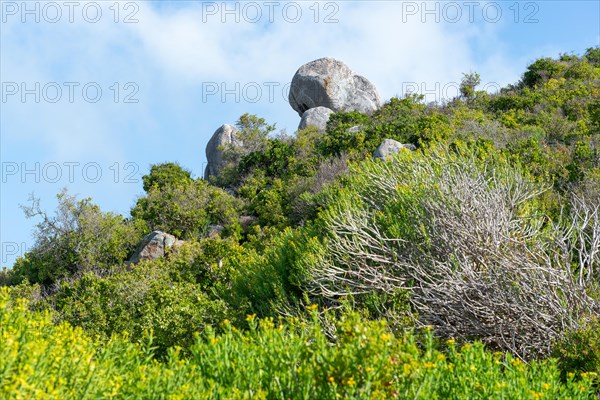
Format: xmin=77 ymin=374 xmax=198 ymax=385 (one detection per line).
xmin=232 ymin=227 xmax=318 ymax=317
xmin=584 ymin=46 xmax=600 ymax=65
xmin=142 ymin=162 xmax=192 ymax=192
xmin=1 ymin=291 xmax=596 ymax=399
xmin=132 ymin=174 xmax=243 ymax=239
xmin=318 ymin=111 xmax=372 ymax=157
xmin=3 ymin=48 xmax=600 ymax=397
xmin=459 ymin=72 xmax=481 ymax=101
xmin=53 ymin=269 xmax=228 ymax=356
xmin=318 ymin=96 xmax=433 ymax=158
xmin=236 ymin=113 xmax=277 ymax=146
xmin=238 ymin=139 xmax=297 ymax=179
xmin=9 ymin=190 xmax=145 ymax=285
xmin=522 ymin=57 xmax=568 ymax=88
xmin=48 ymin=238 xmax=249 ymax=355
xmin=209 ymin=113 xmax=276 ymax=187
xmin=553 ymin=317 xmax=600 ymax=384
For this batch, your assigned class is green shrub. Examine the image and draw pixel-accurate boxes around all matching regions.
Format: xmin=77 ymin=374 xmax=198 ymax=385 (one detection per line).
xmin=522 ymin=57 xmax=568 ymax=88
xmin=9 ymin=190 xmax=146 ymax=285
xmin=553 ymin=317 xmax=600 ymax=384
xmin=209 ymin=113 xmax=275 ymax=187
xmin=1 ymin=289 xmax=596 ymax=399
xmin=131 ymin=178 xmax=243 ymax=239
xmin=51 ymin=254 xmax=230 ymax=355
xmin=142 ymin=162 xmax=193 ymax=192
xmin=584 ymin=46 xmax=600 ymax=65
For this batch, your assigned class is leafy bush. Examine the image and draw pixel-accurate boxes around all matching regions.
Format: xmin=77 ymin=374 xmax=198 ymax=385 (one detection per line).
xmin=1 ymin=289 xmax=595 ymax=399
xmin=131 ymin=175 xmax=243 ymax=239
xmin=142 ymin=162 xmax=193 ymax=191
xmin=9 ymin=190 xmax=145 ymax=285
xmin=209 ymin=113 xmax=275 ymax=187
xmin=45 ymin=237 xmax=260 ymax=355
xmin=522 ymin=57 xmax=568 ymax=88
xmin=553 ymin=317 xmax=600 ymax=385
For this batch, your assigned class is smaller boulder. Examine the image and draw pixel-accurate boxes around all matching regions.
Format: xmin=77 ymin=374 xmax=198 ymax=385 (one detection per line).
xmin=373 ymin=139 xmax=416 ymax=161
xmin=129 ymin=231 xmax=183 ymax=264
xmin=347 ymin=126 xmax=364 ymax=133
xmin=206 ymin=224 xmax=224 ymax=238
xmin=298 ymin=107 xmax=334 ymax=132
xmin=204 ymin=124 xmax=241 ymax=180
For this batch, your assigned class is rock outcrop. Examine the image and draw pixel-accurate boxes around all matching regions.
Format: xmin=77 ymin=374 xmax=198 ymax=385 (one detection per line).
xmin=206 ymin=224 xmax=224 ymax=238
xmin=129 ymin=231 xmax=183 ymax=263
xmin=289 ymin=58 xmax=381 ymax=117
xmin=298 ymin=106 xmax=334 ymax=131
xmin=347 ymin=126 xmax=364 ymax=134
xmin=373 ymin=139 xmax=416 ymax=160
xmin=204 ymin=124 xmax=240 ymax=180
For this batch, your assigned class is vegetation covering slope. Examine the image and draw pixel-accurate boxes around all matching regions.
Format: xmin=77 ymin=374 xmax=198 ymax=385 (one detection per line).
xmin=1 ymin=47 xmax=599 ymax=398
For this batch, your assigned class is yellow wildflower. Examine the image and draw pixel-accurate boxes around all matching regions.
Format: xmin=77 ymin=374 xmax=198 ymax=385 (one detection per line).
xmin=380 ymin=333 xmax=392 ymax=342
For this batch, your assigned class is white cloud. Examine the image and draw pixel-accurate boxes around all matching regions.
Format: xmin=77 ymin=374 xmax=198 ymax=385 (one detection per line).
xmin=1 ymin=0 xmax=554 ymax=267
xmin=126 ymin=1 xmax=520 ymax=106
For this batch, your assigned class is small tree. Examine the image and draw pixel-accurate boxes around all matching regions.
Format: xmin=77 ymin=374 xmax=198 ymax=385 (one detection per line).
xmin=459 ymin=72 xmax=481 ymax=101
xmin=142 ymin=162 xmax=193 ymax=192
xmin=211 ymin=114 xmax=276 ymax=187
xmin=10 ymin=190 xmax=145 ymax=285
xmin=132 ymin=177 xmax=243 ymax=240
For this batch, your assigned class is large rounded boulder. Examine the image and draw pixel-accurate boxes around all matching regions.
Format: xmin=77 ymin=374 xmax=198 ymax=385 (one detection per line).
xmin=204 ymin=124 xmax=240 ymax=180
xmin=289 ymin=58 xmax=382 ymax=117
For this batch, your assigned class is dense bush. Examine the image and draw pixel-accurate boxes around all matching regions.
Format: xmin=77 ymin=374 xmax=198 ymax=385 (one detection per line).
xmin=8 ymin=190 xmax=146 ymax=285
xmin=306 ymin=148 xmax=599 ymax=358
xmin=142 ymin=162 xmax=193 ymax=191
xmin=2 ymin=290 xmax=596 ymax=399
xmin=553 ymin=317 xmax=600 ymax=385
xmin=47 ymin=238 xmax=255 ymax=355
xmin=1 ymin=49 xmax=599 ymax=397
xmin=209 ymin=113 xmax=275 ymax=187
xmin=132 ymin=165 xmax=243 ymax=239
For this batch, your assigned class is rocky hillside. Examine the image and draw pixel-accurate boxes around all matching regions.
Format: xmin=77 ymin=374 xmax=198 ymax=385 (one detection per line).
xmin=2 ymin=47 xmax=599 ymax=398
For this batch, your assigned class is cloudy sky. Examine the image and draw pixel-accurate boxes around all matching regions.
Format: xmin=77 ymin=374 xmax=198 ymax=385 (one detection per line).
xmin=1 ymin=0 xmax=599 ymax=266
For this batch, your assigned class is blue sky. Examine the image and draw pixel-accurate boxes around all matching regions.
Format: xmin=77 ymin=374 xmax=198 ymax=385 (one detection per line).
xmin=1 ymin=0 xmax=599 ymax=267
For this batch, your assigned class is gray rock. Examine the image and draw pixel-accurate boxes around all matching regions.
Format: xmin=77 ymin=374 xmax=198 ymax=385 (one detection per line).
xmin=129 ymin=231 xmax=182 ymax=263
xmin=298 ymin=106 xmax=334 ymax=131
xmin=204 ymin=124 xmax=240 ymax=180
xmin=347 ymin=126 xmax=363 ymax=133
xmin=289 ymin=58 xmax=381 ymax=117
xmin=373 ymin=139 xmax=416 ymax=161
xmin=206 ymin=224 xmax=224 ymax=238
